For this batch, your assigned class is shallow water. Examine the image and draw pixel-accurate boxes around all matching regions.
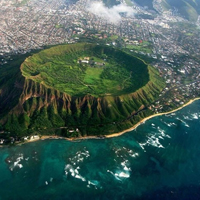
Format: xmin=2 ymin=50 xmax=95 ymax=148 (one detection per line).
xmin=1 ymin=100 xmax=200 ymax=200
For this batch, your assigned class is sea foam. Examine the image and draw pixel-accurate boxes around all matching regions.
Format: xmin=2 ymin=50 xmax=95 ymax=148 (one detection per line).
xmin=9 ymin=153 xmax=24 ymax=171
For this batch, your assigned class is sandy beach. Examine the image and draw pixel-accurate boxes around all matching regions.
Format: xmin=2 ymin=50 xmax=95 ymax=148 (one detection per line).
xmin=20 ymin=97 xmax=200 ymax=144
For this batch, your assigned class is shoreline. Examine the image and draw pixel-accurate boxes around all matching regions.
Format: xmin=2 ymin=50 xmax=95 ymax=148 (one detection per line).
xmin=105 ymin=97 xmax=200 ymax=138
xmin=11 ymin=97 xmax=200 ymax=145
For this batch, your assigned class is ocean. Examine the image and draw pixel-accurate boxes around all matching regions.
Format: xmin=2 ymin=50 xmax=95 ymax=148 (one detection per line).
xmin=0 ymin=100 xmax=200 ymax=200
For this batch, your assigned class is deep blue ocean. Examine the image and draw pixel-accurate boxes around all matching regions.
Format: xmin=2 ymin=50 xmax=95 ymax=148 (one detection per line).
xmin=1 ymin=100 xmax=200 ymax=200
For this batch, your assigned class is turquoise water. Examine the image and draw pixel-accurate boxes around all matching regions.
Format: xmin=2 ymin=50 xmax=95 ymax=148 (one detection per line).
xmin=1 ymin=100 xmax=200 ymax=200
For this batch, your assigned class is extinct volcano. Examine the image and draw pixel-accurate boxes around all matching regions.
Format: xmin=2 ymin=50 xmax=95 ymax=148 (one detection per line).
xmin=22 ymin=43 xmax=149 ymax=97
xmin=0 ymin=43 xmax=165 ymax=138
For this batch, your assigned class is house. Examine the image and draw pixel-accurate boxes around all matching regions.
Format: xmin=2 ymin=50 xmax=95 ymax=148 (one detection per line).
xmin=95 ymin=62 xmax=105 ymax=66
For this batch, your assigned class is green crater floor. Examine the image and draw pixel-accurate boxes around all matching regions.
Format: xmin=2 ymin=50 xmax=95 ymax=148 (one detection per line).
xmin=21 ymin=43 xmax=149 ymax=97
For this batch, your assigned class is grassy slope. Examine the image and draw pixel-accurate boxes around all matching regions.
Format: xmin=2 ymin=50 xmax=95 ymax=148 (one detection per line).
xmin=133 ymin=0 xmax=200 ymax=21
xmin=166 ymin=0 xmax=199 ymax=21
xmin=21 ymin=43 xmax=149 ymax=97
xmin=163 ymin=0 xmax=200 ymax=21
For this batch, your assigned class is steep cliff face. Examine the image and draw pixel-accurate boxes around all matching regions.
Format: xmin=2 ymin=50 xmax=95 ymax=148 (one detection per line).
xmin=0 ymin=55 xmax=26 ymax=120
xmin=1 ymin=64 xmax=164 ymax=137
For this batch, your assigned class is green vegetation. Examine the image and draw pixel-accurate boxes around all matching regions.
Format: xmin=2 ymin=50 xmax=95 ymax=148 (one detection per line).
xmin=109 ymin=35 xmax=119 ymax=41
xmin=21 ymin=43 xmax=149 ymax=97
xmin=126 ymin=43 xmax=153 ymax=54
xmin=103 ymin=0 xmax=120 ymax=7
xmin=0 ymin=52 xmax=38 ymax=119
xmin=0 ymin=43 xmax=165 ymax=139
xmin=14 ymin=0 xmax=30 ymax=6
xmin=55 ymin=24 xmax=63 ymax=29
